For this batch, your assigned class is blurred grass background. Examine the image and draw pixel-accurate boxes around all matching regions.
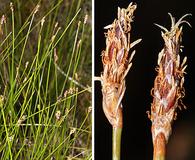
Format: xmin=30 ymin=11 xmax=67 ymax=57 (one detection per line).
xmin=0 ymin=0 xmax=91 ymax=159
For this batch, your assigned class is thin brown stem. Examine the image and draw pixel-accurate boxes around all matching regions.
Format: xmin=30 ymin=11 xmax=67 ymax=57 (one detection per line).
xmin=153 ymin=133 xmax=166 ymax=160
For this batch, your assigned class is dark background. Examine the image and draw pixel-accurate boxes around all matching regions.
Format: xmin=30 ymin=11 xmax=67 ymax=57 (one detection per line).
xmin=95 ymin=0 xmax=194 ymax=160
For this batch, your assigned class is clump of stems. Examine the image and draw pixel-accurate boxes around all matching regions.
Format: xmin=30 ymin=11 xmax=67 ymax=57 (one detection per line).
xmin=98 ymin=3 xmax=141 ymax=160
xmin=149 ymin=13 xmax=191 ymax=160
xmin=0 ymin=1 xmax=91 ymax=159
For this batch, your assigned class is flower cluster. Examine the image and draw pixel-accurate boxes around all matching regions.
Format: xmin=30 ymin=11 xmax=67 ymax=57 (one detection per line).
xmin=150 ymin=13 xmax=191 ymax=143
xmin=100 ymin=3 xmax=141 ymax=128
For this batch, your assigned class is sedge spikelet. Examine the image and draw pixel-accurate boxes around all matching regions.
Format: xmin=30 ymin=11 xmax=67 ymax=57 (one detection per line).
xmin=149 ymin=13 xmax=191 ymax=159
xmin=100 ymin=2 xmax=141 ymax=128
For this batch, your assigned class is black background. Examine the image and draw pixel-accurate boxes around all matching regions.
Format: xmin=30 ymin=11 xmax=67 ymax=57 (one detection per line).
xmin=95 ymin=0 xmax=194 ymax=160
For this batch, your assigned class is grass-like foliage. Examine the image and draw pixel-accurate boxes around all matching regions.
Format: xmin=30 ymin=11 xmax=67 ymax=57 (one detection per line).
xmin=0 ymin=0 xmax=91 ymax=159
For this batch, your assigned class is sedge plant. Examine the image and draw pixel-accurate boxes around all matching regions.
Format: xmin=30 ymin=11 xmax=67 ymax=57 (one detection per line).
xmin=96 ymin=3 xmax=141 ymax=160
xmin=0 ymin=0 xmax=91 ymax=159
xmin=148 ymin=13 xmax=191 ymax=160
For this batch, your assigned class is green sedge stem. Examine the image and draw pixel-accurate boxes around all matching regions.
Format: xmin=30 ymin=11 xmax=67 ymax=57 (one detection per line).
xmin=112 ymin=127 xmax=122 ymax=160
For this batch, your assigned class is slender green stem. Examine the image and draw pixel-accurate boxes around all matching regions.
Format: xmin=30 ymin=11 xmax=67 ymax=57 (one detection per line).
xmin=112 ymin=127 xmax=122 ymax=160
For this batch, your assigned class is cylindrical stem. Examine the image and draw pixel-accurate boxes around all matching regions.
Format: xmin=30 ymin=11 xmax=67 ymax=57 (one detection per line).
xmin=153 ymin=133 xmax=166 ymax=160
xmin=112 ymin=127 xmax=122 ymax=160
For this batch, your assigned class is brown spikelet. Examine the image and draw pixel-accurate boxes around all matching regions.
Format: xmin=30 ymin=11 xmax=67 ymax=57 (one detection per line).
xmin=150 ymin=13 xmax=191 ymax=159
xmin=0 ymin=15 xmax=6 ymax=36
xmin=100 ymin=3 xmax=141 ymax=128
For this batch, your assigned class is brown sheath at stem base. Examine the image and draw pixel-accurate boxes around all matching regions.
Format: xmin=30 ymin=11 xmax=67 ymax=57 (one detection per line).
xmin=153 ymin=132 xmax=166 ymax=160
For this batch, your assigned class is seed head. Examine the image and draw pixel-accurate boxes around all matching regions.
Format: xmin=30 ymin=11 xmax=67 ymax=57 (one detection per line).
xmin=100 ymin=3 xmax=141 ymax=128
xmin=150 ymin=13 xmax=191 ymax=143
